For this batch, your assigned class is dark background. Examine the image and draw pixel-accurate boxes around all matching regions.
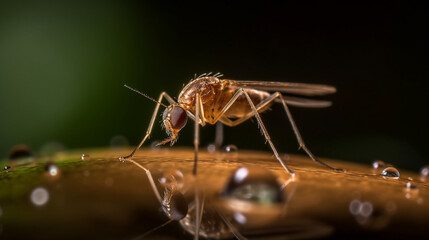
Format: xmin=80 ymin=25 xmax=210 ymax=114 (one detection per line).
xmin=0 ymin=1 xmax=427 ymax=171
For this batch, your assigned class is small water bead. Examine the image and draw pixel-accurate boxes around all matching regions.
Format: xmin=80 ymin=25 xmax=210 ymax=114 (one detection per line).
xmin=81 ymin=154 xmax=90 ymax=160
xmin=3 ymin=166 xmax=11 ymax=171
xmin=381 ymin=167 xmax=400 ymax=179
xmin=223 ymin=144 xmax=238 ymax=153
xmin=9 ymin=144 xmax=34 ymax=160
xmin=372 ymin=160 xmax=385 ymax=169
xmin=207 ymin=143 xmax=217 ymax=153
xmin=30 ymin=187 xmax=49 ymax=206
xmin=44 ymin=162 xmax=59 ymax=177
xmin=405 ymin=182 xmax=419 ymax=191
xmin=420 ymin=165 xmax=429 ymax=180
xmin=158 ymin=169 xmax=184 ymax=190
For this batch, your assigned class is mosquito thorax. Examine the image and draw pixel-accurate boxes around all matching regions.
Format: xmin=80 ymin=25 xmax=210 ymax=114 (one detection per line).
xmin=163 ymin=105 xmax=188 ymax=130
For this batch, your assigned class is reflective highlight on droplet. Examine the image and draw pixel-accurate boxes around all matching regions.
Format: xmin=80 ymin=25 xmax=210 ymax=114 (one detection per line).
xmin=381 ymin=167 xmax=400 ymax=179
xmin=30 ymin=187 xmax=49 ymax=206
xmin=81 ymin=154 xmax=90 ymax=160
xmin=3 ymin=166 xmax=10 ymax=171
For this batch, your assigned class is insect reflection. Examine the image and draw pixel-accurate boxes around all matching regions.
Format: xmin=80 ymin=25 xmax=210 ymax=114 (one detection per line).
xmin=126 ymin=159 xmax=296 ymax=239
xmin=120 ymin=73 xmax=342 ymax=177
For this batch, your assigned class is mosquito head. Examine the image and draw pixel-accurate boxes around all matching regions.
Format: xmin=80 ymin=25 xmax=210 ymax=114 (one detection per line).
xmin=158 ymin=104 xmax=188 ymax=146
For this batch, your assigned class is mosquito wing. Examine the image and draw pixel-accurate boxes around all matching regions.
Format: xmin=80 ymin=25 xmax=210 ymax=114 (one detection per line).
xmin=281 ymin=96 xmax=332 ymax=108
xmin=228 ymin=80 xmax=336 ymax=96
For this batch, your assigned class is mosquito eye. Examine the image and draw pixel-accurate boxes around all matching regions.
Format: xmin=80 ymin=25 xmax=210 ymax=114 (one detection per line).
xmin=169 ymin=106 xmax=188 ymax=129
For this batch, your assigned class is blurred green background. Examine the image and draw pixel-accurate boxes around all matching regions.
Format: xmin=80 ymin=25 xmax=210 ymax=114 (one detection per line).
xmin=0 ymin=1 xmax=427 ymax=171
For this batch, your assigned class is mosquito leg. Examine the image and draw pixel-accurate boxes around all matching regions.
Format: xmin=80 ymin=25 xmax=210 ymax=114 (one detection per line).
xmin=241 ymin=89 xmax=295 ymax=177
xmin=193 ymin=93 xmax=201 ymax=176
xmin=120 ymin=92 xmax=176 ymax=160
xmin=277 ymin=94 xmax=343 ymax=171
xmin=214 ymin=122 xmax=224 ymax=150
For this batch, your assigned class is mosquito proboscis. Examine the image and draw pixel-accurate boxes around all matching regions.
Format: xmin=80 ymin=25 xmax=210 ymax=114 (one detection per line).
xmin=120 ymin=73 xmax=343 ymax=177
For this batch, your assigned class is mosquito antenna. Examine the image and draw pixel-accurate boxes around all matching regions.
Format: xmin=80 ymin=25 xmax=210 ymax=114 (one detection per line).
xmin=124 ymin=84 xmax=168 ymax=108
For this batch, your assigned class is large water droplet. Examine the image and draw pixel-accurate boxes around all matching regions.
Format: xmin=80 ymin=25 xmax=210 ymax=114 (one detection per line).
xmin=158 ymin=169 xmax=184 ymax=190
xmin=381 ymin=167 xmax=400 ymax=179
xmin=223 ymin=144 xmax=238 ymax=153
xmin=44 ymin=162 xmax=60 ymax=177
xmin=81 ymin=154 xmax=90 ymax=160
xmin=221 ymin=166 xmax=285 ymax=228
xmin=30 ymin=187 xmax=49 ymax=206
xmin=222 ymin=166 xmax=283 ymax=205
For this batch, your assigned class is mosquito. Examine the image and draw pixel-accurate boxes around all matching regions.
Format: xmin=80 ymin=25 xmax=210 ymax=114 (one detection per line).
xmin=120 ymin=73 xmax=343 ymax=177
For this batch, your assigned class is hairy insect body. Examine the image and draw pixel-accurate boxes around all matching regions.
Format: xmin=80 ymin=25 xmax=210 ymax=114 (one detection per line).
xmin=178 ymin=77 xmax=271 ymax=124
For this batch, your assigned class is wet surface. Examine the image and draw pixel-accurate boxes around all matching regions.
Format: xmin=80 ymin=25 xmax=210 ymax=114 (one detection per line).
xmin=0 ymin=147 xmax=428 ymax=239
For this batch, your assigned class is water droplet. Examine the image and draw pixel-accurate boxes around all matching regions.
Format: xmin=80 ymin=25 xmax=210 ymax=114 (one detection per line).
xmin=381 ymin=167 xmax=400 ymax=179
xmin=223 ymin=144 xmax=238 ymax=153
xmin=372 ymin=160 xmax=385 ymax=169
xmin=207 ymin=143 xmax=217 ymax=153
xmin=151 ymin=141 xmax=161 ymax=150
xmin=404 ymin=181 xmax=419 ymax=199
xmin=222 ymin=166 xmax=283 ymax=205
xmin=9 ymin=144 xmax=34 ymax=160
xmin=109 ymin=135 xmax=129 ymax=149
xmin=81 ymin=154 xmax=90 ymax=160
xmin=161 ymin=189 xmax=188 ymax=221
xmin=420 ymin=165 xmax=429 ymax=181
xmin=3 ymin=166 xmax=11 ymax=171
xmin=158 ymin=169 xmax=184 ymax=190
xmin=44 ymin=162 xmax=59 ymax=177
xmin=405 ymin=182 xmax=418 ymax=191
xmin=30 ymin=187 xmax=49 ymax=206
